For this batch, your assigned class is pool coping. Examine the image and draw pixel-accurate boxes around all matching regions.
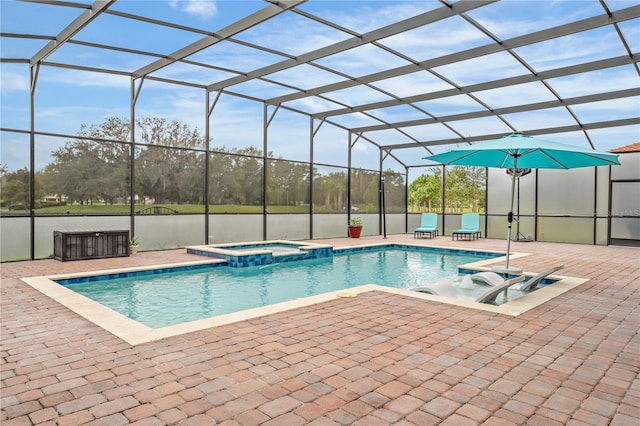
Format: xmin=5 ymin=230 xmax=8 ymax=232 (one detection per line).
xmin=20 ymin=243 xmax=588 ymax=345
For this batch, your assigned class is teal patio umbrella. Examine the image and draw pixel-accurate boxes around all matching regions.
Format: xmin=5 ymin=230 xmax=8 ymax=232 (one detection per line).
xmin=425 ymin=133 xmax=621 ymax=270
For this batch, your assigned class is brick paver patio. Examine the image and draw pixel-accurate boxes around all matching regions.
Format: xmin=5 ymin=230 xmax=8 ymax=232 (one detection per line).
xmin=1 ymin=235 xmax=638 ymax=425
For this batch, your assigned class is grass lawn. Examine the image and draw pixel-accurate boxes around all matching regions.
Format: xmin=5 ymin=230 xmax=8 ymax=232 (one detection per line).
xmin=2 ymin=203 xmax=397 ymax=216
xmin=3 ymin=204 xmax=323 ymax=215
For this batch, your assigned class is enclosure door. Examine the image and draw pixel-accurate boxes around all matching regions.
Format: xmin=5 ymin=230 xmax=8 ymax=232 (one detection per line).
xmin=609 ymin=180 xmax=640 ymax=247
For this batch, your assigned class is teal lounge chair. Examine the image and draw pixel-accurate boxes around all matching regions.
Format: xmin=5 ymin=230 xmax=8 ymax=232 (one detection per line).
xmin=452 ymin=213 xmax=481 ymax=240
xmin=412 ymin=275 xmax=525 ymax=303
xmin=414 ymin=213 xmax=438 ymax=238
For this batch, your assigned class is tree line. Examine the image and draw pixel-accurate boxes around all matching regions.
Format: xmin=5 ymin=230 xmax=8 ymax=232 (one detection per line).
xmin=1 ymin=117 xmax=485 ymax=214
xmin=409 ymin=166 xmax=486 ymax=213
xmin=1 ymin=117 xmax=413 ymax=214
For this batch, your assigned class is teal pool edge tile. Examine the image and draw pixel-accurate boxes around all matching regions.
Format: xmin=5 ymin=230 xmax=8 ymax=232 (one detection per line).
xmin=335 ymin=243 xmax=501 ymax=259
xmin=57 ymin=244 xmax=501 ymax=286
xmin=56 ymin=262 xmax=227 ymax=285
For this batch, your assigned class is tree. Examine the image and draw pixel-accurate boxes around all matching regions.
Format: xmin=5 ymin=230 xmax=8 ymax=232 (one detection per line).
xmin=266 ymin=159 xmax=310 ymax=209
xmin=43 ymin=116 xmax=206 ymax=207
xmin=209 ymin=147 xmax=265 ymax=211
xmin=444 ymin=166 xmax=486 ymax=212
xmin=408 ymin=170 xmax=441 ymax=212
xmin=137 ymin=117 xmax=204 ymax=149
xmin=135 ymin=146 xmax=203 ymax=204
xmin=0 ymin=167 xmax=44 ymax=210
xmin=407 ymin=167 xmax=485 ymax=213
xmin=43 ymin=139 xmax=127 ymax=205
xmin=313 ymin=170 xmax=347 ymax=213
xmin=234 ymin=151 xmax=264 ymax=206
xmin=43 ymin=117 xmax=131 ymax=205
xmin=351 ymin=169 xmax=379 ymax=212
xmin=135 ymin=117 xmax=206 ymax=205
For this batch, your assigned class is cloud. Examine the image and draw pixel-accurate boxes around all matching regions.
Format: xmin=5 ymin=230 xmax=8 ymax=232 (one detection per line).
xmin=34 ymin=67 xmax=131 ymax=91
xmin=1 ymin=70 xmax=29 ymax=94
xmin=169 ymin=0 xmax=217 ymax=20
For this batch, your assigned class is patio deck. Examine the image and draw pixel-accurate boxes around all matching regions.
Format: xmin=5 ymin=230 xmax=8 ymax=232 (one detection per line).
xmin=1 ymin=235 xmax=638 ymax=425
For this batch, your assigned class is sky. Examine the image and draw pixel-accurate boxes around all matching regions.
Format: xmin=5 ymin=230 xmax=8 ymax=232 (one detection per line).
xmin=1 ymin=0 xmax=639 ymax=179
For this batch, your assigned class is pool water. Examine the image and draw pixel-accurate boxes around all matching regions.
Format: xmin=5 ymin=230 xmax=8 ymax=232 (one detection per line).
xmin=61 ymin=248 xmax=504 ymax=328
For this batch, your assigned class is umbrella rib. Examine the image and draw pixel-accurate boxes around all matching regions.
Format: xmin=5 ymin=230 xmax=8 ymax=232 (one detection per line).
xmin=535 ymin=149 xmax=620 ymax=169
xmin=581 ymin=151 xmax=621 ymax=165
xmin=447 ymin=151 xmax=481 ymax=163
xmin=501 ymin=150 xmax=516 ymax=168
xmin=535 ymin=149 xmax=568 ymax=169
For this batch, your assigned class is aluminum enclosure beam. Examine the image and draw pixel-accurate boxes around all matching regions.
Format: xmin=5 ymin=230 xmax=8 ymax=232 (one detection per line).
xmin=2 ymin=0 xmax=637 ymax=166
xmin=30 ymin=0 xmax=115 ymax=66
xmin=268 ymin=5 xmax=640 ymax=107
xmin=351 ymin=88 xmax=640 ymax=133
xmin=133 ymin=0 xmax=306 ymax=78
xmin=207 ymin=0 xmax=495 ymax=92
xmin=314 ymin=55 xmax=638 ymax=119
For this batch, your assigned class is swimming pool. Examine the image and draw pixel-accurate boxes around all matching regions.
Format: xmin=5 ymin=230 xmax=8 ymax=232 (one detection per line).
xmin=23 ymin=242 xmax=584 ymax=345
xmin=58 ymin=246 xmax=501 ymax=328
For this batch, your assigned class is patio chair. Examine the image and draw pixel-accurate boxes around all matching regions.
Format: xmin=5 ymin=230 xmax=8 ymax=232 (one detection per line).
xmin=452 ymin=213 xmax=481 ymax=240
xmin=412 ymin=274 xmax=525 ymax=304
xmin=469 ymin=265 xmax=564 ymax=291
xmin=414 ymin=213 xmax=438 ymax=238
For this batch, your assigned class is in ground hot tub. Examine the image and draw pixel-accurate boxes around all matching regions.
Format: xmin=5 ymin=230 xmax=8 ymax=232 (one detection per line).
xmin=186 ymin=240 xmax=333 ymax=267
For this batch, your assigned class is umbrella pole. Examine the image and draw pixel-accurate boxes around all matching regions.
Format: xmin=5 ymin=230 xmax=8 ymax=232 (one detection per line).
xmin=505 ymin=157 xmax=518 ymax=269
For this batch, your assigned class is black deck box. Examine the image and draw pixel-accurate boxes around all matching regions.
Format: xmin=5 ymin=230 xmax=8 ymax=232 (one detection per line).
xmin=53 ymin=230 xmax=130 ymax=261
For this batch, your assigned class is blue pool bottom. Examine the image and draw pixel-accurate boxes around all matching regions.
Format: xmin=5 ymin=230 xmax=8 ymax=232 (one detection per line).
xmin=57 ymin=244 xmax=506 ymax=328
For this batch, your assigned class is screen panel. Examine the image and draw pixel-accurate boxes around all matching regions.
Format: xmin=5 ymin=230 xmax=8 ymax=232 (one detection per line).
xmin=266 ymin=214 xmax=310 ymax=240
xmin=312 ymin=214 xmax=349 ymax=239
xmin=136 ymin=215 xmax=205 ymax=250
xmin=538 ymin=168 xmax=595 ymax=216
xmin=136 ymin=146 xmax=205 ymax=214
xmin=210 ymin=215 xmax=263 ymax=244
xmin=0 ymin=217 xmax=30 ymax=261
xmin=445 ymin=166 xmax=486 ymax=214
xmin=350 ymin=168 xmax=380 ymax=214
xmin=1 ymin=131 xmax=31 ymax=217
xmin=209 ymin=152 xmax=264 ymax=214
xmin=611 ymin=152 xmax=640 ymax=180
xmin=383 ymin=170 xmax=406 ymax=214
xmin=538 ymin=217 xmax=594 ymax=244
xmin=38 ymin=135 xmax=131 ymax=216
xmin=266 ymin=159 xmax=310 ymax=214
xmin=312 ymin=165 xmax=347 ymax=214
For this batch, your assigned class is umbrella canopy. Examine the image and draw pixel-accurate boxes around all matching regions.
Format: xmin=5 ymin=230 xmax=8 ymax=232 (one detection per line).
xmin=425 ymin=133 xmax=621 ymax=270
xmin=427 ymin=133 xmax=621 ymax=170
